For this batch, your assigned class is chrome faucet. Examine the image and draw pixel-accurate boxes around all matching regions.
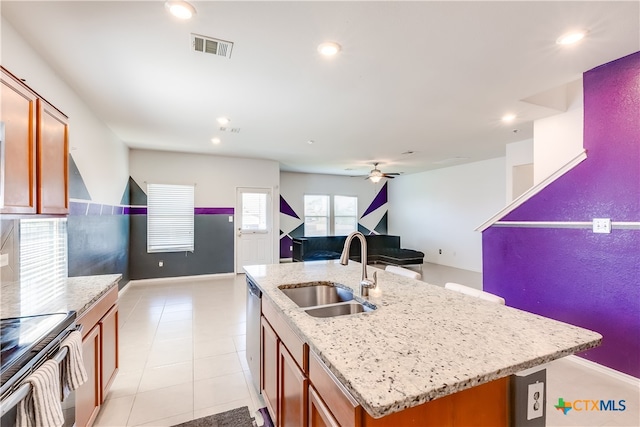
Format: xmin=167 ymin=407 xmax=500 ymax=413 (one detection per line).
xmin=340 ymin=231 xmax=377 ymax=297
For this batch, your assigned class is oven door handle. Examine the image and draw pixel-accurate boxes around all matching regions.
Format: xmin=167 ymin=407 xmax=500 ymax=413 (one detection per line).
xmin=0 ymin=324 xmax=82 ymax=417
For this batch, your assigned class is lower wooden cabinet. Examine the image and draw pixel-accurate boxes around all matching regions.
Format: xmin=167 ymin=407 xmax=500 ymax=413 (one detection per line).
xmin=76 ymin=324 xmax=101 ymax=427
xmin=308 ymin=385 xmax=339 ymax=427
xmin=261 ymin=317 xmax=279 ymax=425
xmin=100 ymin=304 xmax=119 ymax=401
xmin=76 ymin=286 xmax=119 ymax=427
xmin=279 ymin=342 xmax=308 ymax=427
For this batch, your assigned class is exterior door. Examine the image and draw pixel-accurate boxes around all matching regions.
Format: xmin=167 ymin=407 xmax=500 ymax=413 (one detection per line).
xmin=236 ymin=187 xmax=273 ymax=272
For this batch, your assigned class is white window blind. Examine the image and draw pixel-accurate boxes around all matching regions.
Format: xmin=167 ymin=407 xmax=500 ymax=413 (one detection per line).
xmin=147 ymin=183 xmax=194 ymax=253
xmin=19 ymin=218 xmax=68 ymax=314
xmin=241 ymin=192 xmax=268 ymax=231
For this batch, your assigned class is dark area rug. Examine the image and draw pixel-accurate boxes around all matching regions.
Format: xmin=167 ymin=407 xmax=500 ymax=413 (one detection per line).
xmin=171 ymin=406 xmax=255 ymax=427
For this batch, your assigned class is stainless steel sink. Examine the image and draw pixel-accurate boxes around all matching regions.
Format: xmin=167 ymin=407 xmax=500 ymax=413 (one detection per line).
xmin=279 ymin=282 xmax=354 ymax=307
xmin=304 ymin=302 xmax=375 ymax=318
xmin=278 ymin=282 xmax=376 ymax=318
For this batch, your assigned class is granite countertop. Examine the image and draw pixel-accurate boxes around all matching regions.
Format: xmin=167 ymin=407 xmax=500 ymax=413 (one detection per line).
xmin=0 ymin=274 xmax=121 ymax=319
xmin=244 ymin=261 xmax=602 ymax=419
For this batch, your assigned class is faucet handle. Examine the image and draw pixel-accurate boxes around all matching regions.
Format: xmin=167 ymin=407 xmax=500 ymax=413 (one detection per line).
xmin=372 ymin=270 xmax=378 ymax=287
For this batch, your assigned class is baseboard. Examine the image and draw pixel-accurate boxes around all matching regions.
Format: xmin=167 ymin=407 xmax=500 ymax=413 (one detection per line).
xmin=565 ymin=355 xmax=639 ymax=388
xmin=127 ymin=272 xmax=236 ymax=287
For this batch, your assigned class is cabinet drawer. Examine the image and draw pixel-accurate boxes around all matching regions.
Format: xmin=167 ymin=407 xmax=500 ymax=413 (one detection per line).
xmin=308 ymin=351 xmax=361 ymax=427
xmin=262 ymin=297 xmax=308 ymax=372
xmin=77 ymin=286 xmax=118 ymax=339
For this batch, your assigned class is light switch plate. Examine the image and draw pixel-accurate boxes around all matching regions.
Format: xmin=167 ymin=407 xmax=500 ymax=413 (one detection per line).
xmin=527 ymin=381 xmax=544 ymax=420
xmin=0 ymin=253 xmax=8 ymax=267
xmin=593 ymin=218 xmax=611 ymax=233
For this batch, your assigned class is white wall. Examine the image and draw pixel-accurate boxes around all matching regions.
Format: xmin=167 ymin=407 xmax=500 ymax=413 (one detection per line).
xmin=533 ymin=80 xmax=584 ymax=185
xmin=505 ymin=139 xmax=534 ymax=201
xmin=389 ymin=158 xmax=506 ymax=272
xmin=129 ymin=149 xmax=280 ymax=261
xmin=1 ymin=17 xmax=129 ymax=204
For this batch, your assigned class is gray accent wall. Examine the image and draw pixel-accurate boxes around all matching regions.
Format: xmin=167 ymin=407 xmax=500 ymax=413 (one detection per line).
xmin=129 ymin=213 xmax=234 ymax=279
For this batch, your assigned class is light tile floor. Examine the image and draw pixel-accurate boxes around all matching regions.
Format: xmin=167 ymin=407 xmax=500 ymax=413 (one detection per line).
xmin=94 ymin=268 xmax=639 ymax=427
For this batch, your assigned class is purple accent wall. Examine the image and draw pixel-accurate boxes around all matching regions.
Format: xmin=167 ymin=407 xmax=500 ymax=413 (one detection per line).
xmin=362 ymin=182 xmax=388 ymax=218
xmin=280 ymin=235 xmax=293 ymax=258
xmin=194 ymin=207 xmax=234 ymax=215
xmin=280 ymin=196 xmax=300 ymax=219
xmin=483 ymin=52 xmax=640 ymax=377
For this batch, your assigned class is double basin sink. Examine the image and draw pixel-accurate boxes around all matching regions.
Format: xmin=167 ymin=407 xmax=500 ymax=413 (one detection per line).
xmin=278 ymin=281 xmax=376 ymax=318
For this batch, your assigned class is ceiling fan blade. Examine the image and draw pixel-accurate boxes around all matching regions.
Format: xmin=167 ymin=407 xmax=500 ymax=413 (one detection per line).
xmin=382 ymin=175 xmax=396 ymax=179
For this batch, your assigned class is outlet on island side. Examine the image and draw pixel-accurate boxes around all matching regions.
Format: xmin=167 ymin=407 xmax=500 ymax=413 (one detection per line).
xmin=159 ymin=261 xmax=164 ymax=267
xmin=527 ymin=381 xmax=544 ymax=420
xmin=438 ymin=249 xmax=442 ymax=254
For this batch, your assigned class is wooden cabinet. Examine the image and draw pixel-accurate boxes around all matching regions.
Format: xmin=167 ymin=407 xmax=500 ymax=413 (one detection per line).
xmin=0 ymin=67 xmax=68 ymax=215
xmin=1 ymin=68 xmax=37 ymax=213
xmin=279 ymin=342 xmax=308 ymax=427
xmin=309 ymin=385 xmax=339 ymax=427
xmin=100 ymin=304 xmax=119 ymax=401
xmin=76 ymin=324 xmax=101 ymax=427
xmin=76 ymin=286 xmax=119 ymax=427
xmin=261 ymin=317 xmax=279 ymax=424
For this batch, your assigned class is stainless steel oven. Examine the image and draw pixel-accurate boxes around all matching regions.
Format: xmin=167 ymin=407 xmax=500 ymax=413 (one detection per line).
xmin=0 ymin=312 xmax=77 ymax=427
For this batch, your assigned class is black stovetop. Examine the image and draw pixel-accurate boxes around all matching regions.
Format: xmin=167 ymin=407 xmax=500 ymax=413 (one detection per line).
xmin=0 ymin=312 xmax=76 ymax=392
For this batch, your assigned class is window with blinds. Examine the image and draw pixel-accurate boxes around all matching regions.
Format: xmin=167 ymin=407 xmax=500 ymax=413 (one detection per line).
xmin=19 ymin=218 xmax=68 ymax=314
xmin=334 ymin=195 xmax=358 ymax=236
xmin=304 ymin=194 xmax=330 ymax=236
xmin=241 ymin=192 xmax=268 ymax=231
xmin=147 ymin=183 xmax=195 ymax=253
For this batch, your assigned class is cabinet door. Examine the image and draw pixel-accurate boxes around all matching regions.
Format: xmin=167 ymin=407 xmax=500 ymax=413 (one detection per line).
xmin=100 ymin=304 xmax=119 ymax=402
xmin=1 ymin=68 xmax=37 ymax=214
xmin=37 ymin=99 xmax=68 ymax=214
xmin=308 ymin=385 xmax=339 ymax=427
xmin=261 ymin=317 xmax=279 ymax=425
xmin=76 ymin=324 xmax=101 ymax=427
xmin=279 ymin=342 xmax=308 ymax=427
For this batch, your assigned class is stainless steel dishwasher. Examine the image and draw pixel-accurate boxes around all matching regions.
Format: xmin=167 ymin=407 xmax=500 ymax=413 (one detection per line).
xmin=245 ymin=276 xmax=261 ymax=392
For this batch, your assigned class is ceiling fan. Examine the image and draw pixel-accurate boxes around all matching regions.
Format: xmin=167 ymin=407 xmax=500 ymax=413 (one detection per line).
xmin=366 ymin=163 xmax=400 ymax=183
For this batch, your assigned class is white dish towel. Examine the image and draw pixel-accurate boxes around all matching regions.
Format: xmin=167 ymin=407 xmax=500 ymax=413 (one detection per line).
xmin=17 ymin=359 xmax=64 ymax=427
xmin=59 ymin=330 xmax=88 ymax=397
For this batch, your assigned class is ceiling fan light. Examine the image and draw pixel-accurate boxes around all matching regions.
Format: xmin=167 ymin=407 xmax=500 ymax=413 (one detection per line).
xmin=370 ymin=175 xmax=382 ymax=183
xmin=165 ymin=1 xmax=196 ymax=20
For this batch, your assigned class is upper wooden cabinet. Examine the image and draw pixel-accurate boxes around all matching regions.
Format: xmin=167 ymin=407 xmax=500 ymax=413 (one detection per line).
xmin=1 ymin=67 xmax=68 ymax=215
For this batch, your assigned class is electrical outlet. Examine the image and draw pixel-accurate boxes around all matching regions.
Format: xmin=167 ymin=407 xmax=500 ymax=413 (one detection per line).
xmin=0 ymin=253 xmax=9 ymax=267
xmin=228 ymin=216 xmax=233 ymax=222
xmin=527 ymin=382 xmax=544 ymax=420
xmin=290 ymin=246 xmax=293 ymax=251
xmin=593 ymin=218 xmax=611 ymax=234
xmin=159 ymin=261 xmax=164 ymax=267
xmin=438 ymin=249 xmax=442 ymax=254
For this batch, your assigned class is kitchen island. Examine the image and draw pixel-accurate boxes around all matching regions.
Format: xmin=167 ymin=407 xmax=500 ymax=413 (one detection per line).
xmin=245 ymin=261 xmax=602 ymax=426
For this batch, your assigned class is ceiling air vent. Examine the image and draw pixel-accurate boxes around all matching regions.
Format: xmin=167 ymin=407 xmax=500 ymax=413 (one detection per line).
xmin=191 ymin=34 xmax=233 ymax=59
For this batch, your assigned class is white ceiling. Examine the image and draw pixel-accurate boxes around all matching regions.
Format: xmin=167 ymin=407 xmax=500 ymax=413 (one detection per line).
xmin=2 ymin=1 xmax=639 ymax=177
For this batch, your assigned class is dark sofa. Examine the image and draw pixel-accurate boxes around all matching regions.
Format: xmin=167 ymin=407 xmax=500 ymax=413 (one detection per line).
xmin=292 ymin=235 xmax=424 ymax=266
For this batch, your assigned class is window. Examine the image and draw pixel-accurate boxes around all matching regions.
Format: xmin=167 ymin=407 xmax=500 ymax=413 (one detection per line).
xmin=241 ymin=192 xmax=268 ymax=231
xmin=304 ymin=195 xmax=330 ymax=236
xmin=334 ymin=195 xmax=358 ymax=235
xmin=147 ymin=183 xmax=194 ymax=253
xmin=303 ymin=194 xmax=358 ymax=236
xmin=19 ymin=218 xmax=67 ymax=314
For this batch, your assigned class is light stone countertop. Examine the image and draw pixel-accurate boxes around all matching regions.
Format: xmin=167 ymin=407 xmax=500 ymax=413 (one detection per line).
xmin=244 ymin=261 xmax=602 ymax=419
xmin=0 ymin=274 xmax=121 ymax=319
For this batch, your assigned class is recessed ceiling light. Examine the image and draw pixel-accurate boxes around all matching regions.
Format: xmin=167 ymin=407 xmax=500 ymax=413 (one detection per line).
xmin=317 ymin=42 xmax=341 ymax=57
xmin=211 ymin=137 xmax=221 ymax=145
xmin=165 ymin=1 xmax=196 ymax=20
xmin=556 ymin=30 xmax=588 ymax=45
xmin=307 ymin=140 xmax=315 ymax=145
xmin=217 ymin=117 xmax=230 ymax=126
xmin=502 ymin=114 xmax=517 ymax=123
